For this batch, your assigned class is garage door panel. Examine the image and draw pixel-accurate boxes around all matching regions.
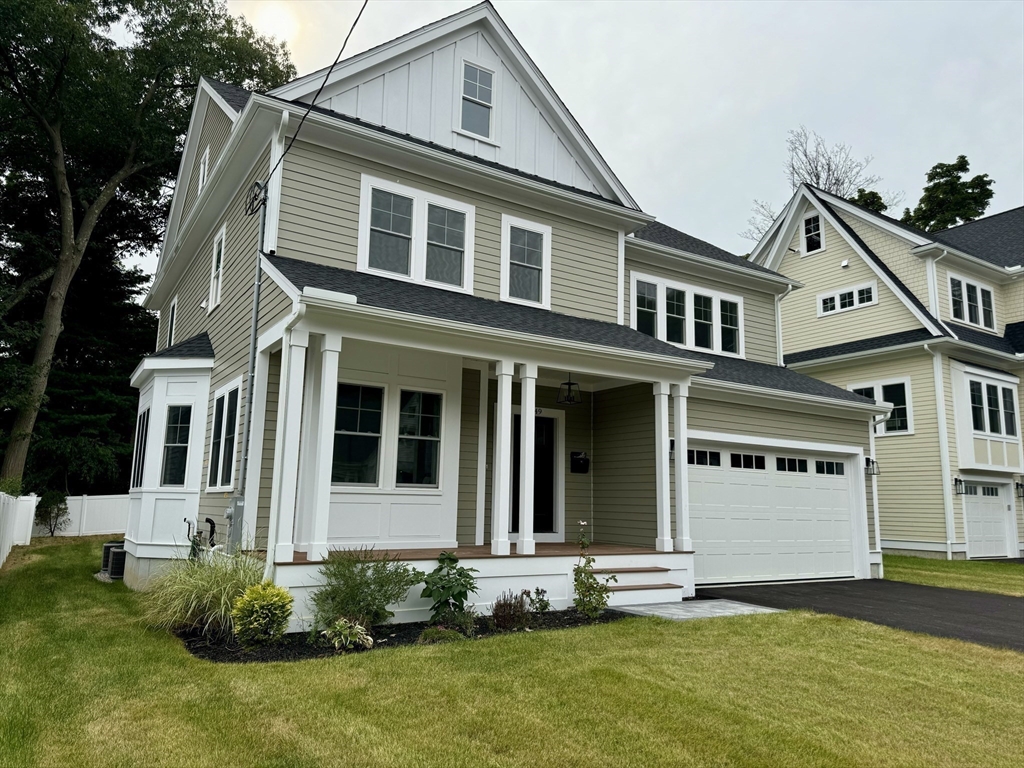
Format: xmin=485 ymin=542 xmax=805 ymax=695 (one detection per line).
xmin=965 ymin=486 xmax=1010 ymax=559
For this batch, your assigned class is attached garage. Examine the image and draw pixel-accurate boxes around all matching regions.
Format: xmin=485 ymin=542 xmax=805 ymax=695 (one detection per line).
xmin=688 ymin=441 xmax=865 ymax=584
xmin=964 ymin=483 xmax=1013 ymax=559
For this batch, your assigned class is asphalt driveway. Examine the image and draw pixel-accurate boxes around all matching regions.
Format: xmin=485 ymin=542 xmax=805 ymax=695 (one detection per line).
xmin=699 ymin=580 xmax=1024 ymax=651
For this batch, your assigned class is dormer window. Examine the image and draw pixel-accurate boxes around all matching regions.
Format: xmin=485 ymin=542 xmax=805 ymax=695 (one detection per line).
xmin=802 ymin=213 xmax=824 ymax=254
xmin=461 ymin=63 xmax=493 ymax=138
xmin=949 ymin=273 xmax=995 ymax=330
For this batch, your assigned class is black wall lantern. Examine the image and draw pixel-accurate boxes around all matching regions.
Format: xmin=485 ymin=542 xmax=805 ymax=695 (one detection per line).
xmin=556 ymin=373 xmax=582 ymax=406
xmin=865 ymin=457 xmax=881 ymax=476
xmin=953 ymin=477 xmax=965 ymax=495
xmin=1016 ymin=481 xmax=1024 ymax=500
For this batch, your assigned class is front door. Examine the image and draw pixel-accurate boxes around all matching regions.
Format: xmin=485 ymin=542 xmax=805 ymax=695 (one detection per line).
xmin=511 ymin=414 xmax=557 ymax=534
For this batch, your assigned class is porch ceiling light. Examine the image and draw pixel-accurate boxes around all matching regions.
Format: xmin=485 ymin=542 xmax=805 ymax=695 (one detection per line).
xmin=864 ymin=457 xmax=880 ymax=476
xmin=556 ymin=373 xmax=582 ymax=406
xmin=953 ymin=477 xmax=965 ymax=495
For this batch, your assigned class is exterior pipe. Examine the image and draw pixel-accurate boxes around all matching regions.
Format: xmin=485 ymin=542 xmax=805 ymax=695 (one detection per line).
xmin=925 ymin=343 xmax=956 ymax=559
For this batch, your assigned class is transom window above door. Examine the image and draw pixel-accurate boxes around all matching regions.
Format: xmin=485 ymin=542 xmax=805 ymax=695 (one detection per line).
xmin=358 ymin=174 xmax=475 ymax=293
xmin=949 ymin=273 xmax=995 ymax=330
xmin=631 ymin=272 xmax=744 ymax=356
xmin=850 ymin=378 xmax=912 ymax=435
xmin=818 ymin=281 xmax=877 ymax=317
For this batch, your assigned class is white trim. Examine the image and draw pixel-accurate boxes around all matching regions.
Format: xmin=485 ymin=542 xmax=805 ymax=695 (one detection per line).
xmin=207 ymin=225 xmax=226 ymax=313
xmin=926 ymin=347 xmax=956 ymax=558
xmin=475 ymin=365 xmax=488 ymax=546
xmin=206 ymin=376 xmax=243 ymax=493
xmin=499 ymin=214 xmax=552 ymax=310
xmin=197 ymin=146 xmax=210 ymax=196
xmin=881 ymin=538 xmax=967 ymax=553
xmin=801 ymin=211 xmax=825 ymax=256
xmin=816 ymin=280 xmax=878 ymax=317
xmin=165 ymin=295 xmax=178 ymax=347
xmin=328 ymin=378 xmax=389 ymax=490
xmin=454 ymin=56 xmax=500 ymax=146
xmin=947 ymin=270 xmax=998 ymax=331
xmin=629 ymin=270 xmax=746 ymax=358
xmin=846 ymin=376 xmax=914 ymax=436
xmin=687 ymin=430 xmax=861 ymax=457
xmin=959 ymin=475 xmax=1018 ymax=560
xmin=356 ymin=173 xmax=476 ymax=294
xmin=616 ymin=229 xmax=625 ymax=325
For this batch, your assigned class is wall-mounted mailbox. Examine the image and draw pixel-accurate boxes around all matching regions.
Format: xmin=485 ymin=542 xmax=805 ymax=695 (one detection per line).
xmin=570 ymin=451 xmax=590 ymax=474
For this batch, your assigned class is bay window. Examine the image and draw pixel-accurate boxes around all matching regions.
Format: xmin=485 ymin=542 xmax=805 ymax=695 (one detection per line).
xmin=631 ymin=272 xmax=744 ymax=356
xmin=969 ymin=378 xmax=1019 ymax=437
xmin=161 ymin=405 xmax=192 ymax=487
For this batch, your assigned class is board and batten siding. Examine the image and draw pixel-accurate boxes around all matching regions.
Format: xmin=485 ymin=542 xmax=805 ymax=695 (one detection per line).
xmin=276 ymin=141 xmax=620 ymax=322
xmin=622 ymin=254 xmax=779 ymax=365
xmin=778 ymin=216 xmax=923 ymax=355
xmin=179 ymin=104 xmax=234 ymax=231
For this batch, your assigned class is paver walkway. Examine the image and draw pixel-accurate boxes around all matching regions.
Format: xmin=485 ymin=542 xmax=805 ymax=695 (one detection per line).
xmin=615 ymin=599 xmax=782 ymax=621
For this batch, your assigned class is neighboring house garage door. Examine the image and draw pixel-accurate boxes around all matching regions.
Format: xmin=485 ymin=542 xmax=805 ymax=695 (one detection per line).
xmin=688 ymin=445 xmax=856 ymax=584
xmin=964 ymin=484 xmax=1010 ymax=559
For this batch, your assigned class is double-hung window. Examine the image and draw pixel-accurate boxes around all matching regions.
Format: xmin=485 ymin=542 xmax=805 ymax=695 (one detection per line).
xmin=208 ymin=381 xmax=240 ymax=491
xmin=969 ymin=378 xmax=1019 ymax=437
xmin=332 ymin=384 xmax=384 ymax=485
xmin=631 ymin=272 xmax=744 ymax=356
xmin=161 ymin=405 xmax=192 ymax=487
xmin=396 ymin=391 xmax=442 ymax=487
xmin=208 ymin=227 xmax=225 ymax=312
xmin=197 ymin=146 xmax=209 ymax=195
xmin=165 ymin=296 xmax=177 ymax=347
xmin=851 ymin=379 xmax=912 ymax=435
xmin=818 ymin=281 xmax=877 ymax=317
xmin=949 ymin=274 xmax=995 ymax=330
xmin=358 ymin=175 xmax=475 ymax=292
xmin=802 ymin=213 xmax=824 ymax=254
xmin=461 ymin=62 xmax=494 ymax=140
xmin=131 ymin=408 xmax=150 ymax=489
xmin=501 ymin=215 xmax=552 ymax=309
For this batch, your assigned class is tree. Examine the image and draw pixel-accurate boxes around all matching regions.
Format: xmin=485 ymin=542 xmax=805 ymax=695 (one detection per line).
xmin=0 ymin=0 xmax=296 ymax=485
xmin=849 ymin=188 xmax=888 ymax=213
xmin=34 ymin=489 xmax=70 ymax=536
xmin=900 ymin=155 xmax=994 ymax=232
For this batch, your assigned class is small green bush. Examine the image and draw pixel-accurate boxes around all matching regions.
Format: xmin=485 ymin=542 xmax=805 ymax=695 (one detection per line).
xmin=142 ymin=551 xmax=265 ymax=639
xmin=573 ymin=554 xmax=616 ymax=620
xmin=0 ymin=477 xmax=22 ymax=497
xmin=322 ymin=618 xmax=374 ymax=651
xmin=34 ymin=490 xmax=70 ymax=536
xmin=491 ymin=589 xmax=530 ymax=631
xmin=420 ymin=551 xmax=478 ymax=624
xmin=526 ymin=587 xmax=551 ymax=614
xmin=417 ymin=627 xmax=466 ymax=645
xmin=433 ymin=604 xmax=477 ymax=637
xmin=310 ymin=547 xmax=424 ymax=630
xmin=231 ymin=580 xmax=293 ymax=647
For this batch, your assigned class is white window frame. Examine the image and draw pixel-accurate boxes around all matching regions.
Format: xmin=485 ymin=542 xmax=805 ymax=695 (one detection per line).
xmin=966 ymin=373 xmax=1019 ymax=439
xmin=801 ymin=212 xmax=825 ymax=256
xmin=208 ymin=225 xmax=225 ymax=313
xmin=500 ymin=214 xmax=552 ymax=310
xmin=453 ymin=57 xmax=500 ymax=146
xmin=356 ymin=174 xmax=476 ymax=295
xmin=331 ymin=379 xmax=388 ymax=489
xmin=166 ymin=295 xmax=178 ymax=347
xmin=948 ymin=271 xmax=997 ymax=331
xmin=847 ymin=376 xmax=914 ymax=436
xmin=395 ymin=387 xmax=445 ymax=489
xmin=206 ymin=376 xmax=242 ymax=493
xmin=197 ymin=146 xmax=209 ymax=195
xmin=160 ymin=403 xmax=193 ymax=488
xmin=817 ymin=280 xmax=878 ymax=317
xmin=629 ymin=271 xmax=746 ymax=358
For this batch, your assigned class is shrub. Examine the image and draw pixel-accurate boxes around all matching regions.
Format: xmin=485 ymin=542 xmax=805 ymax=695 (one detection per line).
xmin=572 ymin=554 xmax=616 ymax=620
xmin=141 ymin=551 xmax=265 ymax=639
xmin=322 ymin=618 xmax=374 ymax=651
xmin=310 ymin=548 xmax=424 ymax=630
xmin=231 ymin=580 xmax=293 ymax=648
xmin=420 ymin=551 xmax=478 ymax=624
xmin=491 ymin=589 xmax=530 ymax=631
xmin=34 ymin=490 xmax=70 ymax=536
xmin=417 ymin=627 xmax=466 ymax=645
xmin=0 ymin=477 xmax=21 ymax=497
xmin=526 ymin=587 xmax=551 ymax=614
xmin=432 ymin=604 xmax=477 ymax=637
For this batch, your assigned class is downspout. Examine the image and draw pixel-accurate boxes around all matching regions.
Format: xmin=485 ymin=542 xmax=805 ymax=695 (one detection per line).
xmin=775 ymin=284 xmax=794 ymax=366
xmin=868 ymin=412 xmax=884 ymax=559
xmin=925 ymin=343 xmax=956 ymax=559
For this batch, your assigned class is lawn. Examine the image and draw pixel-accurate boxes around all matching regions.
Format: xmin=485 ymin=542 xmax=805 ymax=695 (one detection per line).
xmin=884 ymin=554 xmax=1024 ymax=597
xmin=2 ymin=538 xmax=1023 ymax=768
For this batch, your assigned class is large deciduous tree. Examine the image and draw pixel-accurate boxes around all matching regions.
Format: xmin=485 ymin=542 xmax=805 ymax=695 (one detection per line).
xmin=0 ymin=0 xmax=295 ymax=487
xmin=900 ymin=155 xmax=994 ymax=232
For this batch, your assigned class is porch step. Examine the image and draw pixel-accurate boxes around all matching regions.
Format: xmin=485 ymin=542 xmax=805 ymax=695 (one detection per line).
xmin=606 ymin=581 xmax=685 ymax=608
xmin=590 ymin=566 xmax=671 ymax=574
xmin=607 ymin=582 xmax=684 ymax=592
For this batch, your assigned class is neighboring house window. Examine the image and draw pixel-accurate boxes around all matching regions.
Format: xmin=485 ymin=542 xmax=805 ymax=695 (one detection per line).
xmin=208 ymin=227 xmax=225 ymax=312
xmin=500 ymin=214 xmax=552 ymax=309
xmin=968 ymin=378 xmax=1019 ymax=437
xmin=687 ymin=450 xmax=721 ymax=466
xmin=131 ymin=408 xmax=150 ymax=489
xmin=818 ymin=281 xmax=877 ymax=317
xmin=851 ymin=379 xmax=912 ymax=435
xmin=949 ymin=274 xmax=995 ymax=330
xmin=358 ymin=175 xmax=475 ymax=293
xmin=161 ymin=405 xmax=192 ymax=487
xmin=802 ymin=213 xmax=824 ymax=254
xmin=396 ymin=390 xmax=442 ymax=487
xmin=776 ymin=457 xmax=808 ymax=473
xmin=1003 ymin=387 xmax=1017 ymax=437
xmin=816 ymin=460 xmax=844 ymax=476
xmin=630 ymin=272 xmax=744 ymax=357
xmin=332 ymin=383 xmax=384 ymax=485
xmin=197 ymin=146 xmax=209 ymax=194
xmin=208 ymin=381 xmax=241 ymax=491
xmin=166 ymin=296 xmax=177 ymax=347
xmin=461 ymin=62 xmax=493 ymax=139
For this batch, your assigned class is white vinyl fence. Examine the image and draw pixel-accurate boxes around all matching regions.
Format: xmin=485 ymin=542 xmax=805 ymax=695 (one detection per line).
xmin=34 ymin=494 xmax=130 ymax=538
xmin=0 ymin=493 xmax=37 ymax=569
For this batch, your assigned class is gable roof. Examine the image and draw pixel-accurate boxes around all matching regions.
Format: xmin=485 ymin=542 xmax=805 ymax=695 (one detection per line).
xmin=930 ymin=207 xmax=1024 ymax=269
xmin=204 ymin=77 xmax=253 ymax=114
xmin=150 ymin=332 xmax=215 ymax=359
xmin=631 ymin=221 xmax=783 ymax=278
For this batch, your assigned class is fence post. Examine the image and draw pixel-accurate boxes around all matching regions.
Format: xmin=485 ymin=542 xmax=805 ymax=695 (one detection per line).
xmin=80 ymin=494 xmax=88 ymax=536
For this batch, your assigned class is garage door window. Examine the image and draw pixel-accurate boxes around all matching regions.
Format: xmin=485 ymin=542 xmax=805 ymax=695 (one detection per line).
xmin=776 ymin=457 xmax=808 ymax=473
xmin=687 ymin=449 xmax=721 ymax=466
xmin=964 ymin=484 xmax=978 ymax=496
xmin=815 ymin=460 xmax=844 ymax=476
xmin=982 ymin=486 xmax=999 ymax=497
xmin=730 ymin=453 xmax=765 ymax=470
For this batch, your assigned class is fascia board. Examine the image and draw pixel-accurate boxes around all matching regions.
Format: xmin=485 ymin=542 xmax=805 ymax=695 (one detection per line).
xmin=130 ymin=357 xmax=215 ymax=388
xmin=911 ymin=243 xmax=1021 ymax=282
xmin=689 ymin=376 xmax=887 ymax=419
xmin=817 ymin=192 xmax=930 ymax=246
xmin=749 ymin=193 xmax=796 ymax=265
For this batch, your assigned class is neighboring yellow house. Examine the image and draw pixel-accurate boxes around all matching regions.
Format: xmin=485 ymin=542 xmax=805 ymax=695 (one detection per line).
xmin=751 ymin=185 xmax=1024 ymax=560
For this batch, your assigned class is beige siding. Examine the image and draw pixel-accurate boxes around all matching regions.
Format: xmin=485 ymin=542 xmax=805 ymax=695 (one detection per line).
xmin=456 ymin=368 xmax=480 ymax=545
xmin=622 ymin=254 xmax=779 ymax=365
xmin=255 ymin=350 xmax=281 ymax=550
xmin=841 ymin=213 xmax=929 ymax=305
xmin=778 ymin=214 xmax=924 ymax=355
xmin=180 ymin=105 xmax=234 ymax=228
xmin=277 ymin=141 xmax=620 ymax=322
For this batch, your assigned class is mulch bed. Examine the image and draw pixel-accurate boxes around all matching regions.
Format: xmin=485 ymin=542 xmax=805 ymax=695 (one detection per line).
xmin=180 ymin=608 xmax=627 ymax=664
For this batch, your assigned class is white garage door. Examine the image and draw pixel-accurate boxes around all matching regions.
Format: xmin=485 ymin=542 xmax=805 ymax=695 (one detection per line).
xmin=965 ymin=484 xmax=1010 ymax=559
xmin=688 ymin=446 xmax=856 ymax=584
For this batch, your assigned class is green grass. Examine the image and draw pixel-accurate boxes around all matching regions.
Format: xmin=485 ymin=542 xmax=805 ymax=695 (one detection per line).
xmin=884 ymin=554 xmax=1024 ymax=597
xmin=2 ymin=538 xmax=1023 ymax=768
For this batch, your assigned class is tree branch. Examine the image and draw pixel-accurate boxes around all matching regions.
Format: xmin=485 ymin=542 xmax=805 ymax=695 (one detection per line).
xmin=0 ymin=266 xmax=57 ymax=320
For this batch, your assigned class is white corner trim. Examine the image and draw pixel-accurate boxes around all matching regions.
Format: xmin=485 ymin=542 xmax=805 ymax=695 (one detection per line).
xmin=499 ymin=213 xmax=552 ymax=310
xmin=616 ymin=229 xmax=625 ymax=325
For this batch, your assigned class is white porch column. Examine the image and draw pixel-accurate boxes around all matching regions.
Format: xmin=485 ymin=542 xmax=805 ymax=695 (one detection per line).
xmin=517 ymin=363 xmax=538 ymax=555
xmin=241 ymin=347 xmax=271 ymax=542
xmin=491 ymin=360 xmax=515 ymax=556
xmin=310 ymin=333 xmax=341 ymax=560
xmin=653 ymin=381 xmax=673 ymax=552
xmin=273 ymin=328 xmax=308 ymax=563
xmin=671 ymin=382 xmax=692 ymax=551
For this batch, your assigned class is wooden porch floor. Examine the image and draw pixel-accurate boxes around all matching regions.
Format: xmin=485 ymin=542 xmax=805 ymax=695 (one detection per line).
xmin=282 ymin=542 xmax=661 ymax=565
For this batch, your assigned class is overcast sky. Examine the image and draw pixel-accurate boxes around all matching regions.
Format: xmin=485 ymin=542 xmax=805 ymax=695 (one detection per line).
xmin=225 ymin=0 xmax=1023 ymax=257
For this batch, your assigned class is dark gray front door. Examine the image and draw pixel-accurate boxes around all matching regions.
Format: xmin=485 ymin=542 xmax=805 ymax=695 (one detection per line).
xmin=511 ymin=414 xmax=556 ymax=534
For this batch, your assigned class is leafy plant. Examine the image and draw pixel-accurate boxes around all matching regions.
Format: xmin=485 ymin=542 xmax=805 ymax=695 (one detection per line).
xmin=310 ymin=548 xmax=424 ymax=630
xmin=322 ymin=618 xmax=374 ymax=651
xmin=491 ymin=589 xmax=530 ymax=631
xmin=141 ymin=551 xmax=265 ymax=640
xmin=231 ymin=580 xmax=293 ymax=648
xmin=420 ymin=551 xmax=479 ymax=624
xmin=0 ymin=477 xmax=22 ymax=496
xmin=34 ymin=490 xmax=70 ymax=536
xmin=433 ymin=604 xmax=478 ymax=637
xmin=573 ymin=521 xmax=615 ymax=619
xmin=526 ymin=587 xmax=551 ymax=614
xmin=417 ymin=627 xmax=466 ymax=645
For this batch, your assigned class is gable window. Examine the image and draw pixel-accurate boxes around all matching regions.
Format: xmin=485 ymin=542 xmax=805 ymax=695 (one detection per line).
xmin=687 ymin=449 xmax=721 ymax=466
xmin=131 ymin=408 xmax=150 ymax=489
xmin=332 ymin=383 xmax=384 ymax=485
xmin=501 ymin=215 xmax=552 ymax=309
xmin=818 ymin=281 xmax=877 ymax=317
xmin=166 ymin=296 xmax=177 ymax=347
xmin=802 ymin=214 xmax=824 ymax=254
xmin=630 ymin=272 xmax=744 ymax=357
xmin=461 ymin=63 xmax=493 ymax=139
xmin=208 ymin=227 xmax=225 ymax=312
xmin=776 ymin=457 xmax=808 ymax=473
xmin=208 ymin=381 xmax=240 ymax=491
xmin=851 ymin=378 xmax=912 ymax=435
xmin=949 ymin=274 xmax=995 ymax=330
xmin=815 ymin=460 xmax=844 ymax=476
xmin=161 ymin=405 xmax=192 ymax=487
xmin=396 ymin=390 xmax=442 ymax=487
xmin=358 ymin=175 xmax=475 ymax=293
xmin=197 ymin=146 xmax=209 ymax=195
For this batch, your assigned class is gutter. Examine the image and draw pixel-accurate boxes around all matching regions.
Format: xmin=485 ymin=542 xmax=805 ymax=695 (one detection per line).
xmin=626 ymin=236 xmax=800 ymax=291
xmin=775 ymin=283 xmax=794 ymax=366
xmin=925 ymin=343 xmax=957 ymax=560
xmin=689 ymin=376 xmax=888 ymax=417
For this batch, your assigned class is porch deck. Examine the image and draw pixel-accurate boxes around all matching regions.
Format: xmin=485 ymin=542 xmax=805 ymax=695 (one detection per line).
xmin=282 ymin=542 xmax=678 ymax=565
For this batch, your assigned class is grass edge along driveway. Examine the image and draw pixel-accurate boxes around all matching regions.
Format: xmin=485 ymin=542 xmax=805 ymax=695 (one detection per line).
xmin=884 ymin=553 xmax=1024 ymax=597
xmin=2 ymin=537 xmax=1023 ymax=768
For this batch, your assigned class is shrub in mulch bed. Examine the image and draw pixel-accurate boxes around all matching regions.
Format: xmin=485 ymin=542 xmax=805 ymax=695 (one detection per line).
xmin=179 ymin=608 xmax=627 ymax=664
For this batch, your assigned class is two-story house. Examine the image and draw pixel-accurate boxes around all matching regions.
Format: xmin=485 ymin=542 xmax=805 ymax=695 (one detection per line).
xmin=751 ymin=184 xmax=1023 ymax=561
xmin=124 ymin=2 xmax=886 ymax=624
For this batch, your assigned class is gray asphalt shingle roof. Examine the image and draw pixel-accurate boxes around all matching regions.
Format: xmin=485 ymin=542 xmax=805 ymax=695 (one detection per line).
xmin=204 ymin=77 xmax=253 ymax=113
xmin=631 ymin=221 xmax=784 ymax=278
xmin=947 ymin=322 xmax=1020 ymax=356
xmin=150 ymin=332 xmax=215 ymax=359
xmin=931 ymin=207 xmax=1024 ymax=269
xmin=267 ymin=255 xmax=871 ymax=405
xmin=784 ymin=329 xmax=937 ymax=366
